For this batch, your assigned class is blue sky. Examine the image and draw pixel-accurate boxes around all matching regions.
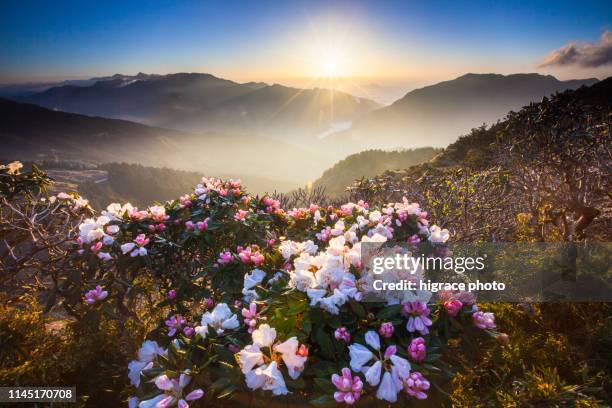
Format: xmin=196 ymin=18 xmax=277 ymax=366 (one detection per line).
xmin=1 ymin=0 xmax=610 ymax=93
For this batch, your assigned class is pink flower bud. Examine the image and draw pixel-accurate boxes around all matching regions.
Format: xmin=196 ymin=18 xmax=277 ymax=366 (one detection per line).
xmin=444 ymin=299 xmax=463 ymax=317
xmin=408 ymin=337 xmax=426 ymax=363
xmin=378 ymin=322 xmax=394 ymax=338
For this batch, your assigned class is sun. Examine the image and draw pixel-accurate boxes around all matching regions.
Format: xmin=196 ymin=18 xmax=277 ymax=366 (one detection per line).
xmin=321 ymin=58 xmax=339 ymax=77
xmin=314 ymin=48 xmax=349 ymax=78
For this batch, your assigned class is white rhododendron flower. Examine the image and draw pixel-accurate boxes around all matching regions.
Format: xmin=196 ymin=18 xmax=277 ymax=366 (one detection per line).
xmin=121 ymin=242 xmax=136 ymax=255
xmin=245 ymin=362 xmax=288 ymax=396
xmin=273 ymin=337 xmax=307 ymax=379
xmin=279 ymin=240 xmax=300 ymax=260
xmin=368 ymin=210 xmax=382 ymax=223
xmin=252 ymin=323 xmax=277 ymax=347
xmin=102 ymin=202 xmax=134 ymax=220
xmin=140 ymin=372 xmax=203 ymax=408
xmin=288 ymin=233 xmax=379 ymax=313
xmin=349 ymin=343 xmax=374 ymax=371
xmin=348 ymin=331 xmax=411 ymax=403
xmin=238 ymin=344 xmax=265 ymax=373
xmin=279 ymin=240 xmax=318 ymax=260
xmin=377 ymin=371 xmax=400 ymax=403
xmin=78 ymin=216 xmax=110 ymax=244
xmin=238 ymin=324 xmax=307 ymax=395
xmin=127 ymin=340 xmax=166 ymax=387
xmin=429 ymin=225 xmax=450 ymax=243
xmin=242 ymin=268 xmax=266 ymax=301
xmin=148 ymin=205 xmax=168 ymax=222
xmin=195 ymin=303 xmax=239 ymax=337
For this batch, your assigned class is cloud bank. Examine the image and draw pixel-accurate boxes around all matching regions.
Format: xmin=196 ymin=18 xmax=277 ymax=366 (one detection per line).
xmin=539 ymin=31 xmax=612 ymax=68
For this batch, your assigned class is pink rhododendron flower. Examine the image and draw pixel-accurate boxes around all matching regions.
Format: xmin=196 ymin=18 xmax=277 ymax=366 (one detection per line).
xmin=179 ymin=194 xmax=192 ymax=208
xmin=331 ymin=368 xmax=363 ymax=405
xmin=203 ymin=298 xmax=215 ymax=309
xmin=84 ymin=285 xmax=108 ymax=305
xmin=182 ymin=326 xmax=194 ymax=338
xmin=407 ymin=337 xmax=426 ymax=362
xmin=237 ymin=246 xmax=265 ymax=266
xmin=185 ymin=221 xmax=194 ymax=231
xmin=261 ymin=196 xmax=281 ymax=214
xmin=251 ymin=251 xmax=264 ymax=266
xmin=234 ymin=210 xmax=248 ymax=221
xmin=378 ymin=322 xmax=394 ymax=338
xmin=438 ymin=289 xmax=476 ymax=306
xmin=242 ymin=302 xmax=264 ymax=333
xmin=397 ymin=209 xmax=408 ymax=222
xmin=444 ymin=299 xmax=463 ymax=317
xmin=403 ymin=301 xmax=432 ymax=335
xmin=196 ymin=219 xmax=208 ymax=231
xmin=134 ymin=234 xmax=149 ymax=247
xmin=404 ymin=371 xmax=430 ymax=400
xmin=165 ymin=315 xmax=186 ymax=337
xmin=334 ymin=327 xmax=351 ymax=343
xmin=407 ymin=234 xmax=421 ymax=245
xmin=316 ymin=227 xmax=332 ymax=242
xmin=167 ymin=290 xmax=177 ymax=300
xmin=473 ymin=311 xmax=496 ymax=329
xmin=143 ymin=373 xmax=203 ymax=408
xmin=90 ymin=241 xmax=103 ymax=253
xmin=217 ymin=251 xmax=233 ymax=265
xmin=128 ymin=208 xmax=149 ymax=221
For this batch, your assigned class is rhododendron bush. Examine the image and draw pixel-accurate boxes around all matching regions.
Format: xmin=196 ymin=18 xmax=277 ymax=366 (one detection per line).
xmin=67 ymin=175 xmax=499 ymax=407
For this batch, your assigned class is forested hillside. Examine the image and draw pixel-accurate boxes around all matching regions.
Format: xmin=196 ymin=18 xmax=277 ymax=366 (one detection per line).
xmin=311 ymin=148 xmax=440 ymax=197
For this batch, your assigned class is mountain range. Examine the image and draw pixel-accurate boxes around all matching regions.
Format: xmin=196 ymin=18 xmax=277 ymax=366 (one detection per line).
xmin=14 ymin=73 xmax=379 ymax=143
xmin=1 ymin=72 xmax=603 ymax=195
xmin=323 ymin=73 xmax=598 ymax=155
xmin=10 ymin=72 xmax=599 ymax=153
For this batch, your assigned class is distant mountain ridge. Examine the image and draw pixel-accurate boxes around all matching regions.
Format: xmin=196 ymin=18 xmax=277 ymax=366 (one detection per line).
xmin=15 ymin=72 xmax=379 ymax=142
xmin=373 ymin=76 xmax=612 ymax=175
xmin=324 ymin=73 xmax=599 ymax=155
xmin=0 ymin=72 xmax=162 ymax=98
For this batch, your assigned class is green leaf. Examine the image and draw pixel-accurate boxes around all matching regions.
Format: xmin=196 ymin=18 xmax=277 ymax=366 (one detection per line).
xmin=348 ymin=299 xmax=366 ymax=317
xmin=286 ymin=377 xmax=306 ymax=390
xmin=210 ymin=377 xmax=232 ymax=391
xmin=424 ymin=353 xmax=442 ymax=363
xmin=315 ymin=327 xmax=334 ymax=359
xmin=313 ymin=377 xmax=335 ymax=393
xmin=376 ymin=304 xmax=402 ymax=320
